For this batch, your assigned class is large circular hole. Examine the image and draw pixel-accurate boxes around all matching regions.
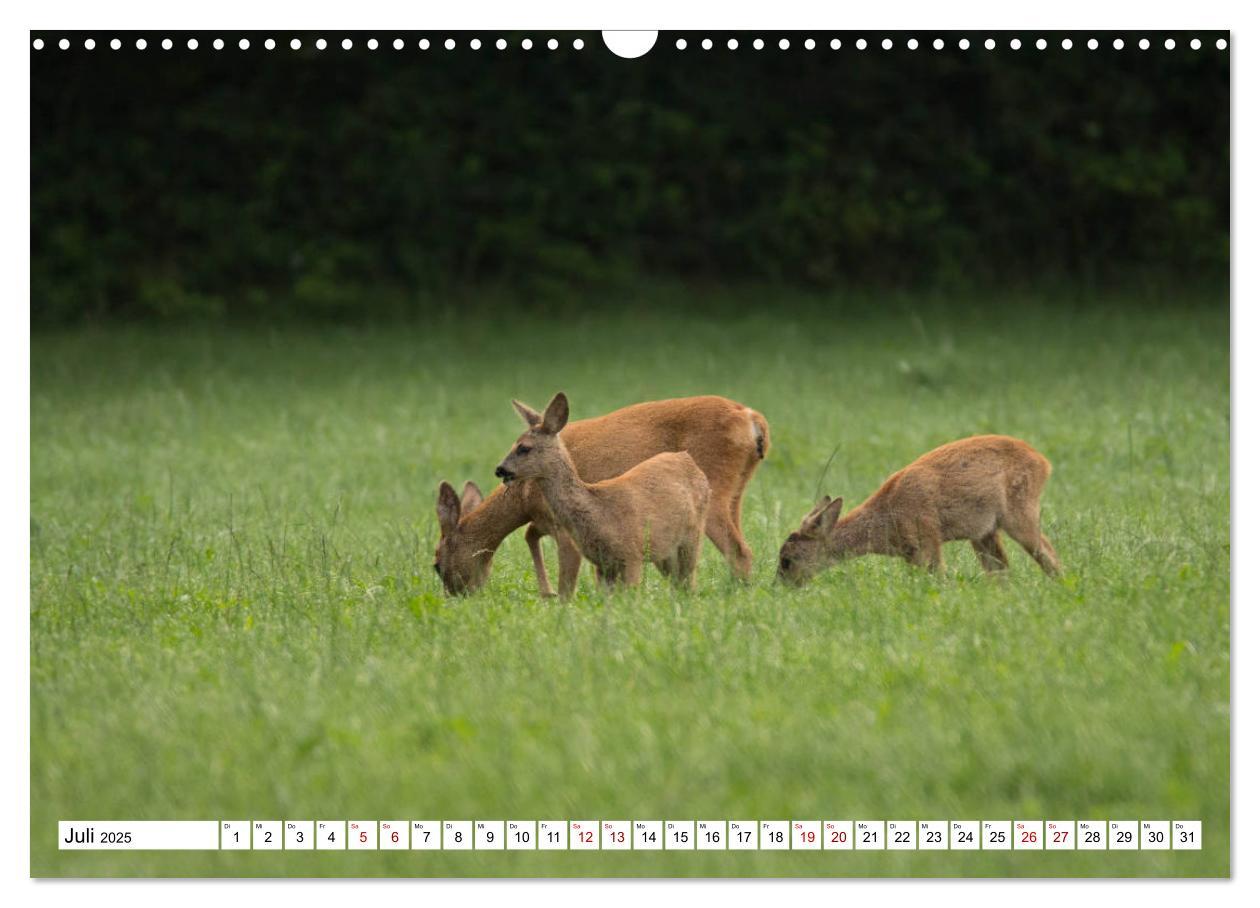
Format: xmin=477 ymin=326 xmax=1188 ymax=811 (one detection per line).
xmin=602 ymin=30 xmax=658 ymax=59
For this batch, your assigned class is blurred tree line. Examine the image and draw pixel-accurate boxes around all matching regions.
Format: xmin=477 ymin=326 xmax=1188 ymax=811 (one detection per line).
xmin=31 ymin=32 xmax=1229 ymax=324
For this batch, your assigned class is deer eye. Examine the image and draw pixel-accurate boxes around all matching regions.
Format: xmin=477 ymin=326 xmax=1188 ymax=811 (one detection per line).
xmin=515 ymin=444 xmax=531 ymax=455
xmin=779 ymin=556 xmax=792 ymax=571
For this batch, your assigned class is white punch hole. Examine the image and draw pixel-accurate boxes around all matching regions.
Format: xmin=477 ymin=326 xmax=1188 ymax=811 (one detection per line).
xmin=603 ymin=31 xmax=657 ymax=59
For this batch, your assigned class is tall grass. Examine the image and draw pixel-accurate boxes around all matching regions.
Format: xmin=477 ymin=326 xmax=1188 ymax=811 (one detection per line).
xmin=30 ymin=290 xmax=1229 ymax=876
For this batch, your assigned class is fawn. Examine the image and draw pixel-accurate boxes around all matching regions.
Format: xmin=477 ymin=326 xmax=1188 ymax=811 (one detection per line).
xmin=777 ymin=434 xmax=1061 ymax=584
xmin=436 ymin=395 xmax=769 ymax=596
xmin=492 ymin=393 xmax=712 ymax=590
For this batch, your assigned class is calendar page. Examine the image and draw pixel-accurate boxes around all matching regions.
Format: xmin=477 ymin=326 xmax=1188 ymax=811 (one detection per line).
xmin=28 ymin=19 xmax=1229 ymax=880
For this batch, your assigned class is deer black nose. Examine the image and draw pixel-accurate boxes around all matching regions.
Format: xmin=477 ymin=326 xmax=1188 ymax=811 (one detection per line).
xmin=494 ymin=465 xmax=513 ymax=480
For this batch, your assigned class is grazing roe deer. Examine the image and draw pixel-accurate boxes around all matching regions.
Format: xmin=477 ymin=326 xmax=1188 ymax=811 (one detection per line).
xmin=776 ymin=435 xmax=1061 ymax=584
xmin=435 ymin=395 xmax=769 ymax=596
xmin=493 ymin=393 xmax=712 ymax=590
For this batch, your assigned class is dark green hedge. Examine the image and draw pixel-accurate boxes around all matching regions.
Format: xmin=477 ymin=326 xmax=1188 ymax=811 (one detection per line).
xmin=31 ymin=31 xmax=1229 ymax=323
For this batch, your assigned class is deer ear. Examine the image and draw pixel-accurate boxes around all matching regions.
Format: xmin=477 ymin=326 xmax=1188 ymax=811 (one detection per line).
xmin=819 ymin=496 xmax=845 ymax=533
xmin=541 ymin=392 xmax=569 ymax=434
xmin=801 ymin=495 xmax=835 ymax=535
xmin=512 ymin=399 xmax=542 ymax=427
xmin=436 ymin=481 xmax=461 ymax=535
xmin=460 ymin=480 xmax=484 ymax=513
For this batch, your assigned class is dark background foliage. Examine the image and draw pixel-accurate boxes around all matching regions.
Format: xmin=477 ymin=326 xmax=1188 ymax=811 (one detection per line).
xmin=31 ymin=31 xmax=1229 ymax=324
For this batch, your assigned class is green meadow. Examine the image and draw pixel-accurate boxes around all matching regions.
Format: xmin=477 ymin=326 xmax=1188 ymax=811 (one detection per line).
xmin=30 ymin=289 xmax=1229 ymax=877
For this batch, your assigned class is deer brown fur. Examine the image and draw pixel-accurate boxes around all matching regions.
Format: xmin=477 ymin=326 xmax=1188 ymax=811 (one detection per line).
xmin=777 ymin=435 xmax=1061 ymax=584
xmin=493 ymin=393 xmax=712 ymax=590
xmin=435 ymin=395 xmax=769 ymax=597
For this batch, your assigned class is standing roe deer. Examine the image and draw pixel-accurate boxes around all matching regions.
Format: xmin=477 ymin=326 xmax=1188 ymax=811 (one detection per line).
xmin=492 ymin=393 xmax=711 ymax=590
xmin=776 ymin=434 xmax=1061 ymax=584
xmin=435 ymin=395 xmax=769 ymax=596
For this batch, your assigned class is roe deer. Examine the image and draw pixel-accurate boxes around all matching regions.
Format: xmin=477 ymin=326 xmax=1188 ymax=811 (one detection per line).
xmin=776 ymin=435 xmax=1061 ymax=584
xmin=435 ymin=395 xmax=769 ymax=597
xmin=492 ymin=393 xmax=711 ymax=590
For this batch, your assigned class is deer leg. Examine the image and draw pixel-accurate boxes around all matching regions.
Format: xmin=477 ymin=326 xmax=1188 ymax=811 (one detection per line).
xmin=674 ymin=534 xmax=702 ymax=591
xmin=726 ymin=483 xmax=755 ymax=580
xmin=524 ymin=523 xmax=555 ymax=598
xmin=704 ymin=509 xmax=753 ymax=581
xmin=906 ymin=521 xmax=944 ymax=573
xmin=1033 ymin=533 xmax=1062 ymax=576
xmin=1002 ymin=512 xmax=1062 ymax=576
xmin=622 ymin=557 xmax=644 ymax=588
xmin=907 ymin=544 xmax=944 ymax=573
xmin=725 ymin=448 xmax=764 ymax=579
xmin=554 ymin=531 xmax=584 ymax=598
xmin=971 ymin=532 xmax=1009 ymax=573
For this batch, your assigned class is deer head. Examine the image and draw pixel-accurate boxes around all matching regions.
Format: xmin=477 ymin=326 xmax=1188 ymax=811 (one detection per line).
xmin=433 ymin=479 xmax=489 ymax=595
xmin=494 ymin=392 xmax=571 ymax=484
xmin=776 ymin=495 xmax=845 ymax=585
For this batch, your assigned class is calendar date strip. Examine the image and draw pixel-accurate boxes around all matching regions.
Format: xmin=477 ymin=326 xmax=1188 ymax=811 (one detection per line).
xmin=59 ymin=819 xmax=1202 ymax=852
